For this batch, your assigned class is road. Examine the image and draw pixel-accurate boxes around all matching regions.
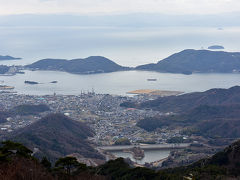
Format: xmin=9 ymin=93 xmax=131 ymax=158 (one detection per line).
xmin=98 ymin=143 xmax=190 ymax=151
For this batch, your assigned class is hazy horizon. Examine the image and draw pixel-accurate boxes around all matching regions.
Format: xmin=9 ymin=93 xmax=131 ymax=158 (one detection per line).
xmin=0 ymin=0 xmax=240 ymax=15
xmin=1 ymin=1 xmax=240 ymax=66
xmin=1 ymin=12 xmax=240 ymax=28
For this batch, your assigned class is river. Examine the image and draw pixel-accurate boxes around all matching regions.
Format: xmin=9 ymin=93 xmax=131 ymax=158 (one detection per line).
xmin=111 ymin=149 xmax=170 ymax=165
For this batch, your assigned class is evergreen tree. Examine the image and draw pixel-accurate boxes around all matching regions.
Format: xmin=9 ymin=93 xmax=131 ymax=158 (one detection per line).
xmin=55 ymin=156 xmax=80 ymax=175
xmin=41 ymin=156 xmax=52 ymax=170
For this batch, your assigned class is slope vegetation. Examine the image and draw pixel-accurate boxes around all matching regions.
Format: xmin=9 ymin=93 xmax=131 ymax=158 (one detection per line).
xmin=136 ymin=49 xmax=240 ymax=74
xmin=26 ymin=56 xmax=129 ymax=74
xmin=126 ymin=86 xmax=240 ymax=113
xmin=121 ymin=86 xmax=240 ymax=139
xmin=1 ymin=139 xmax=240 ymax=179
xmin=8 ymin=113 xmax=104 ymax=161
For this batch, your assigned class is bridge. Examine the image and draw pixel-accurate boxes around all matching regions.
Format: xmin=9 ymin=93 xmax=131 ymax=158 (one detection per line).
xmin=98 ymin=143 xmax=190 ymax=151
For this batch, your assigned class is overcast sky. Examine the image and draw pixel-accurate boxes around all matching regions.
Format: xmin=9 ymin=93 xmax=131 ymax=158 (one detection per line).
xmin=0 ymin=0 xmax=240 ymax=15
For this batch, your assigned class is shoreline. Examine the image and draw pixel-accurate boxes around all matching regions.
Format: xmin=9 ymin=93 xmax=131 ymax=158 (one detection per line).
xmin=127 ymin=89 xmax=184 ymax=96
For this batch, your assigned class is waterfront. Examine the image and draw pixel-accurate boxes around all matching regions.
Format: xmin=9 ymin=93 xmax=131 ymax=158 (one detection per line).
xmin=0 ymin=70 xmax=240 ymax=96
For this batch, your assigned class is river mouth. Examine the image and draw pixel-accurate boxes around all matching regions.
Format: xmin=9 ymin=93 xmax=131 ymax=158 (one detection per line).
xmin=110 ymin=149 xmax=170 ymax=165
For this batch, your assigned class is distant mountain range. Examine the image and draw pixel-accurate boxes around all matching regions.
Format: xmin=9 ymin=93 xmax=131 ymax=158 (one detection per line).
xmin=26 ymin=56 xmax=129 ymax=74
xmin=7 ymin=113 xmax=104 ymax=161
xmin=136 ymin=49 xmax=240 ymax=74
xmin=0 ymin=55 xmax=21 ymax=61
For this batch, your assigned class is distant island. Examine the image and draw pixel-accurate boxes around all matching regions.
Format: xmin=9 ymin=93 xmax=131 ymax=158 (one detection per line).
xmin=208 ymin=45 xmax=224 ymax=50
xmin=0 ymin=55 xmax=21 ymax=61
xmin=136 ymin=49 xmax=240 ymax=74
xmin=26 ymin=56 xmax=130 ymax=74
xmin=0 ymin=65 xmax=10 ymax=74
xmin=19 ymin=49 xmax=240 ymax=75
xmin=24 ymin=81 xmax=39 ymax=85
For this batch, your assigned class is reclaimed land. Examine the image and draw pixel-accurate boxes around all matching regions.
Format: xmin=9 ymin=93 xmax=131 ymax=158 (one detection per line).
xmin=127 ymin=89 xmax=184 ymax=96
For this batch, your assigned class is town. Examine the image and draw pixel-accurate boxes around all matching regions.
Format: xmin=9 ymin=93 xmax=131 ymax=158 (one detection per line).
xmin=0 ymin=92 xmax=185 ymax=146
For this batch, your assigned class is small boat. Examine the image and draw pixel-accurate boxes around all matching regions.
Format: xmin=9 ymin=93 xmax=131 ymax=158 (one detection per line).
xmin=24 ymin=81 xmax=39 ymax=85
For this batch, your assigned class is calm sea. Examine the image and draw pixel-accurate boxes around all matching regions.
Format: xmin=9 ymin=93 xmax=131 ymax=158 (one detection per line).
xmin=0 ymin=70 xmax=239 ymax=95
xmin=1 ymin=26 xmax=240 ymax=67
xmin=0 ymin=26 xmax=240 ymax=95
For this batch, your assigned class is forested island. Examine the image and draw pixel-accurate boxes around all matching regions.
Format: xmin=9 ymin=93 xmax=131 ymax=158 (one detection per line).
xmin=26 ymin=56 xmax=130 ymax=74
xmin=208 ymin=45 xmax=225 ymax=50
xmin=2 ymin=49 xmax=240 ymax=75
xmin=24 ymin=81 xmax=39 ymax=84
xmin=136 ymin=49 xmax=240 ymax=74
